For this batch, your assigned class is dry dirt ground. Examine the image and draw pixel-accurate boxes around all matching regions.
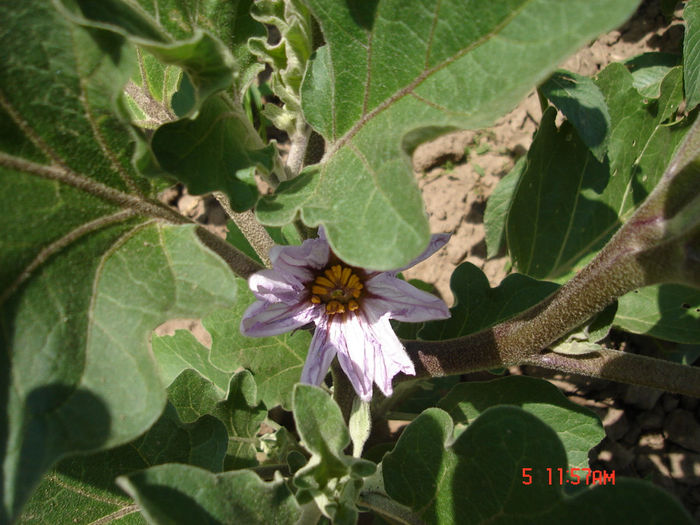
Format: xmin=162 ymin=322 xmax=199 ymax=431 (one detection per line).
xmin=163 ymin=0 xmax=700 ymax=519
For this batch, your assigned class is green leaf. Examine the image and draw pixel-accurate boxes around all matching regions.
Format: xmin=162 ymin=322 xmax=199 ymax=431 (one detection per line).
xmin=614 ymin=284 xmax=700 ymax=343
xmin=624 ymin=52 xmax=681 ymax=98
xmin=153 ymin=330 xmax=232 ymax=394
xmin=21 ymin=404 xmax=226 ymax=524
xmin=0 ymin=2 xmax=244 ymax=520
xmin=437 ymin=376 xmax=604 ymax=468
xmin=211 ymin=371 xmax=267 ymax=470
xmin=684 ymin=0 xmax=700 ymax=110
xmin=258 ymin=0 xmax=641 ymax=270
xmin=55 ymin=0 xmax=279 ymax=209
xmin=382 ymin=406 xmax=693 ymax=524
xmin=419 ymin=263 xmax=558 ymax=340
xmin=54 ymin=0 xmax=257 ymax=110
xmin=540 ymin=69 xmax=611 ymax=160
xmin=118 ymin=465 xmax=300 ymax=525
xmin=207 ymin=290 xmax=310 ymax=411
xmin=292 ymin=385 xmax=375 ymax=523
xmin=508 ymin=65 xmax=687 ymax=279
xmin=484 ymin=157 xmax=525 ymax=258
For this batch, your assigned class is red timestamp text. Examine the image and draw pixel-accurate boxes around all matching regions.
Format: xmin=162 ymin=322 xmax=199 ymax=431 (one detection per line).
xmin=521 ymin=467 xmax=615 ymax=486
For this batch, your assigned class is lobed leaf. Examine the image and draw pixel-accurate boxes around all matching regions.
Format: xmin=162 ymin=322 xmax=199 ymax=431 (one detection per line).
xmin=119 ymin=465 xmax=300 ymax=525
xmin=507 ymin=65 xmax=688 ymax=279
xmin=55 ymin=0 xmax=278 ymax=210
xmin=258 ymin=0 xmax=642 ymax=270
xmin=539 ymin=69 xmax=611 ymax=161
xmin=614 ymin=285 xmax=700 ymax=344
xmin=382 ymin=406 xmax=693 ymax=524
xmin=0 ymin=3 xmax=242 ymax=520
xmin=21 ymin=403 xmax=226 ymax=523
xmin=418 ymin=262 xmax=558 ymax=340
xmin=207 ymin=289 xmax=310 ymax=411
xmin=437 ymin=376 xmax=605 ymax=468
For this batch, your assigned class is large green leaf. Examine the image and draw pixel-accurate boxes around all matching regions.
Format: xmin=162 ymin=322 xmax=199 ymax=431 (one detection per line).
xmin=55 ymin=0 xmax=279 ymax=210
xmin=539 ymin=69 xmax=611 ymax=161
xmin=507 ymin=65 xmax=687 ymax=279
xmin=0 ymin=3 xmax=241 ymax=520
xmin=119 ymin=465 xmax=300 ymax=525
xmin=382 ymin=407 xmax=693 ymax=524
xmin=614 ymin=284 xmax=700 ymax=343
xmin=685 ymin=0 xmax=700 ymax=110
xmin=20 ymin=404 xmax=227 ymax=524
xmin=437 ymin=376 xmax=604 ymax=468
xmin=419 ymin=262 xmax=558 ymax=340
xmin=257 ymin=0 xmax=641 ymax=270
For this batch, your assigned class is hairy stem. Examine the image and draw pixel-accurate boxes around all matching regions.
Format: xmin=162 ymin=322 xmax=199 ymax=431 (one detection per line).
xmin=403 ymin=117 xmax=700 ymax=396
xmin=195 ymin=226 xmax=264 ymax=279
xmin=286 ymin=123 xmax=312 ymax=179
xmin=214 ymin=192 xmax=274 ymax=267
xmin=523 ymin=350 xmax=700 ymax=398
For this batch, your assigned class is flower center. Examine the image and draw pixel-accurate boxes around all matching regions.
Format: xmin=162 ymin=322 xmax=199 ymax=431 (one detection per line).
xmin=309 ymin=264 xmax=363 ymax=314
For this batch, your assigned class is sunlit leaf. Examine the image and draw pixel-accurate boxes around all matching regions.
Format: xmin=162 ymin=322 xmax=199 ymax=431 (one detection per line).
xmin=382 ymin=406 xmax=693 ymax=524
xmin=258 ymin=0 xmax=641 ymax=270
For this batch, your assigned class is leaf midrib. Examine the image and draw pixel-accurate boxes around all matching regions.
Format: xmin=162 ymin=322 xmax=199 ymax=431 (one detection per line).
xmin=322 ymin=0 xmax=533 ymax=160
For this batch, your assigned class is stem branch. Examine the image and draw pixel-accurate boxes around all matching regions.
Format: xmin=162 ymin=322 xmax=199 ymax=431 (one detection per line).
xmin=214 ymin=192 xmax=274 ymax=267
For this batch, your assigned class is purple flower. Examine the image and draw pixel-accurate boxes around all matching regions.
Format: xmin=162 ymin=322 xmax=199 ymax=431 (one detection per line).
xmin=240 ymin=229 xmax=450 ymax=401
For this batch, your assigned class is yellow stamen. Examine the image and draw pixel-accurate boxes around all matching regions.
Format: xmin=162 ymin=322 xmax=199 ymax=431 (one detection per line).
xmin=351 ymin=288 xmax=361 ymax=298
xmin=315 ymin=276 xmax=335 ymax=288
xmin=326 ymin=300 xmax=345 ymax=314
xmin=340 ymin=267 xmax=352 ymax=286
xmin=348 ymin=299 xmax=359 ymax=311
xmin=310 ymin=296 xmax=321 ymax=304
xmin=347 ymin=274 xmax=360 ymax=288
xmin=312 ymin=285 xmax=329 ymax=295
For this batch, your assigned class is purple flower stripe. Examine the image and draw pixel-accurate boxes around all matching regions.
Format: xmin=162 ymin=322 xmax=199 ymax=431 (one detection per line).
xmin=270 ymin=237 xmax=329 ymax=283
xmin=364 ymin=273 xmax=450 ymax=323
xmin=300 ymin=315 xmax=338 ymax=386
xmin=240 ymin=300 xmax=320 ymax=337
xmin=248 ymin=269 xmax=306 ymax=304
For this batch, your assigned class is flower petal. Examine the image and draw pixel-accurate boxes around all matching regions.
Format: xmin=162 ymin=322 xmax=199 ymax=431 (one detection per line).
xmin=248 ymin=269 xmax=305 ymax=304
xmin=240 ymin=300 xmax=320 ymax=337
xmin=364 ymin=273 xmax=450 ymax=322
xmin=300 ymin=315 xmax=337 ymax=386
xmin=270 ymin=236 xmax=329 ymax=284
xmin=334 ymin=310 xmax=415 ymax=401
xmin=390 ymin=233 xmax=450 ymax=274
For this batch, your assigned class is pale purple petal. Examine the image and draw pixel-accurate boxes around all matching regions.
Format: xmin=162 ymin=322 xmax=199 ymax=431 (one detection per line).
xmin=240 ymin=300 xmax=321 ymax=337
xmin=364 ymin=313 xmax=415 ymax=397
xmin=364 ymin=273 xmax=450 ymax=322
xmin=334 ymin=310 xmax=415 ymax=401
xmin=269 ymin=237 xmax=329 ymax=284
xmin=300 ymin=315 xmax=337 ymax=386
xmin=334 ymin=313 xmax=374 ymax=401
xmin=248 ymin=269 xmax=306 ymax=304
xmin=390 ymin=233 xmax=450 ymax=274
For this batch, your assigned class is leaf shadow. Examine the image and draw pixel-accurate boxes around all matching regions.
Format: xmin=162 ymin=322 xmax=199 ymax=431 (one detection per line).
xmin=127 ymin=480 xmax=220 ymax=523
xmin=345 ymin=0 xmax=379 ymax=30
xmin=10 ymin=385 xmax=111 ymax=522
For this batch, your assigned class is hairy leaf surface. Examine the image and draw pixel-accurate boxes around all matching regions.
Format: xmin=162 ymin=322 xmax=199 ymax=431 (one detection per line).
xmin=258 ymin=0 xmax=641 ymax=270
xmin=382 ymin=407 xmax=693 ymax=524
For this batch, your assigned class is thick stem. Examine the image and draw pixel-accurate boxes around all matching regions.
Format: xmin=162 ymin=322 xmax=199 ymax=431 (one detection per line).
xmin=195 ymin=226 xmax=264 ymax=279
xmin=402 ymin=117 xmax=700 ymax=394
xmin=214 ymin=192 xmax=274 ymax=267
xmin=523 ymin=350 xmax=700 ymax=398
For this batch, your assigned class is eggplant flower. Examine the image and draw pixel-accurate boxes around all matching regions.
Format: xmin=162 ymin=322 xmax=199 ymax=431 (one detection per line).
xmin=240 ymin=230 xmax=450 ymax=401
